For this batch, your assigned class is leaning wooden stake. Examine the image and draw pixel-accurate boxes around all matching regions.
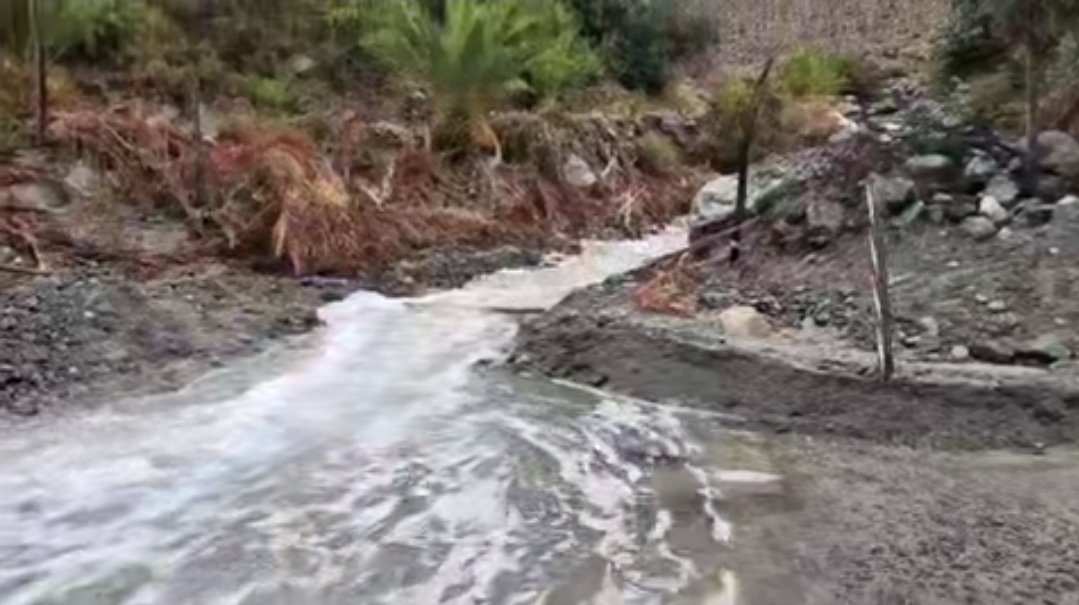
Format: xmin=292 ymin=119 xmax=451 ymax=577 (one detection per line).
xmin=29 ymin=0 xmax=47 ymax=145
xmin=865 ymin=182 xmax=895 ymax=381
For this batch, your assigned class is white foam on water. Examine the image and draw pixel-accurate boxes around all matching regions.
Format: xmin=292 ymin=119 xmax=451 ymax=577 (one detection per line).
xmin=0 ymin=225 xmax=748 ymax=605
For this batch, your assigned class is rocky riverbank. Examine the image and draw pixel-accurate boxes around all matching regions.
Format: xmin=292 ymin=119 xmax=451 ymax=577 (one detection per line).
xmin=513 ymin=80 xmax=1079 ymax=450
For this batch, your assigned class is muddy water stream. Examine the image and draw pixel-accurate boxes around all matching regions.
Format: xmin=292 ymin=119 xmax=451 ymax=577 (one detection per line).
xmin=0 ymin=229 xmax=786 ymax=605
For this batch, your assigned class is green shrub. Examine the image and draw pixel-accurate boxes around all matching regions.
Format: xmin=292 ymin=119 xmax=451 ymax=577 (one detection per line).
xmin=0 ymin=0 xmax=144 ymax=63
xmin=240 ymin=75 xmax=295 ymax=113
xmin=566 ymin=0 xmax=670 ymax=94
xmin=704 ymin=77 xmax=784 ymax=171
xmin=636 ymin=132 xmax=680 ymax=175
xmin=777 ymin=48 xmax=854 ymax=98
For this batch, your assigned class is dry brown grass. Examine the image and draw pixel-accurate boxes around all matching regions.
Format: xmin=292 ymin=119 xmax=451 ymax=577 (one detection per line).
xmin=631 ymin=253 xmax=702 ymax=316
xmin=45 ymin=105 xmax=701 ymax=277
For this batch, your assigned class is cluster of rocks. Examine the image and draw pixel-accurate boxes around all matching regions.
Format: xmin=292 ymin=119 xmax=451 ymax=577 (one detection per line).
xmin=692 ymin=80 xmax=1079 ymax=247
xmin=874 ymin=128 xmax=1079 ymax=241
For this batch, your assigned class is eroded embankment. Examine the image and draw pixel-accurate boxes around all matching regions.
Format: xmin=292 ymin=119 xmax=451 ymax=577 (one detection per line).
xmin=512 ymin=275 xmax=1079 ymax=450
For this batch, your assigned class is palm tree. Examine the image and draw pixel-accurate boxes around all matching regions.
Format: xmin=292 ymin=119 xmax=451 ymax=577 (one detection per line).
xmin=362 ymin=0 xmax=597 ymax=152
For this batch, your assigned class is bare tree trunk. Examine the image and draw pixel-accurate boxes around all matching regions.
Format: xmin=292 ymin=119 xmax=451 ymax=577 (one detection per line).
xmin=730 ymin=57 xmax=776 ymax=265
xmin=1023 ymin=44 xmax=1041 ymax=194
xmin=190 ymin=76 xmax=208 ymax=212
xmin=866 ymin=182 xmax=895 ymax=382
xmin=29 ymin=0 xmax=46 ymax=145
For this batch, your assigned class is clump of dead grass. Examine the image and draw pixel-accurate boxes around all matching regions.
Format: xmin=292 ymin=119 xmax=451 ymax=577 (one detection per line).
xmin=631 ymin=253 xmax=702 ymax=315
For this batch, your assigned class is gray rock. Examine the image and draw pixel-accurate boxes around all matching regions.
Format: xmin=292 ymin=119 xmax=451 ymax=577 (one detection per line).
xmin=987 ymin=300 xmax=1008 ymax=312
xmin=6 ymin=181 xmax=70 ymax=211
xmin=692 ymin=174 xmax=741 ymax=222
xmin=874 ymin=174 xmax=916 ymax=213
xmin=963 ymin=155 xmax=999 ymax=186
xmin=941 ymin=194 xmax=979 ymax=222
xmin=1035 ymin=174 xmax=1069 ymax=201
xmin=1016 ymin=334 xmax=1072 ymax=365
xmin=979 ymin=195 xmax=1010 ymax=225
xmin=905 ymin=154 xmax=958 ymax=185
xmin=919 ymin=316 xmax=940 ymax=337
xmin=984 ymin=174 xmax=1020 ymax=207
xmin=970 ymin=341 xmax=1015 ymax=364
xmin=64 ymin=161 xmax=102 ymax=198
xmin=563 ymin=154 xmax=597 ymax=188
xmin=1032 ymin=130 xmax=1079 ymax=180
xmin=950 ymin=345 xmax=971 ymax=361
xmin=1020 ymin=201 xmax=1055 ymax=226
xmin=1058 ymin=194 xmax=1079 ymax=206
xmin=960 ymin=216 xmax=998 ymax=241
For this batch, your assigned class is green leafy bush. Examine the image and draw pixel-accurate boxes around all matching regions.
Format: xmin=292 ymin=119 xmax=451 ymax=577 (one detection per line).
xmin=567 ymin=0 xmax=670 ymax=93
xmin=240 ymin=75 xmax=295 ymax=113
xmin=777 ymin=48 xmax=854 ymax=98
xmin=1 ymin=0 xmax=143 ymax=62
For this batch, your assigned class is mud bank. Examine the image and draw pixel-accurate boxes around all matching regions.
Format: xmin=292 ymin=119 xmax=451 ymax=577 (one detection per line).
xmin=512 ymin=276 xmax=1079 ymax=449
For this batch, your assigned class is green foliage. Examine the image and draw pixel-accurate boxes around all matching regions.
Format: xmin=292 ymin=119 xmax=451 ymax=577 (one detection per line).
xmin=636 ymin=132 xmax=680 ymax=175
xmin=704 ymin=76 xmax=783 ymax=171
xmin=0 ymin=0 xmax=144 ymax=63
xmin=361 ymin=0 xmax=598 ymax=144
xmin=240 ymin=75 xmax=295 ymax=113
xmin=567 ymin=0 xmax=670 ymax=93
xmin=777 ymin=49 xmax=854 ymax=98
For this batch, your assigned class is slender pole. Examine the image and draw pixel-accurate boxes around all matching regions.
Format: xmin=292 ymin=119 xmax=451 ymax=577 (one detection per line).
xmin=29 ymin=0 xmax=47 ymax=145
xmin=866 ymin=182 xmax=895 ymax=381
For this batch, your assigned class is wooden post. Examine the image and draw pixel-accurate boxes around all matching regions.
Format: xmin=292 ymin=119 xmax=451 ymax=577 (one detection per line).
xmin=29 ymin=0 xmax=47 ymax=145
xmin=866 ymin=181 xmax=895 ymax=381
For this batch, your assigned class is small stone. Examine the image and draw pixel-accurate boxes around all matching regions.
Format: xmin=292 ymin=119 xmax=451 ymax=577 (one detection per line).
xmin=974 ymin=293 xmax=989 ymax=304
xmin=950 ymin=345 xmax=971 ymax=361
xmin=874 ymin=174 xmax=916 ymax=213
xmin=918 ymin=316 xmax=940 ymax=337
xmin=946 ymin=260 xmax=961 ymax=268
xmin=905 ymin=154 xmax=958 ymax=185
xmin=996 ymin=226 xmax=1016 ymax=241
xmin=984 ymin=174 xmax=1020 ymax=207
xmin=943 ymin=195 xmax=979 ymax=221
xmin=1050 ymin=247 xmax=1061 ymax=256
xmin=963 ymin=155 xmax=999 ymax=186
xmin=987 ymin=300 xmax=1008 ymax=312
xmin=1056 ymin=318 xmax=1068 ymax=326
xmin=563 ymin=154 xmax=597 ymax=188
xmin=960 ymin=216 xmax=998 ymax=241
xmin=1058 ymin=194 xmax=1079 ymax=206
xmin=979 ymin=195 xmax=1010 ymax=225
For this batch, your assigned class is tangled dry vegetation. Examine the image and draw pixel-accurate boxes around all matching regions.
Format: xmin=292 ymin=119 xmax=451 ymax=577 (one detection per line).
xmin=33 ymin=104 xmax=698 ymax=277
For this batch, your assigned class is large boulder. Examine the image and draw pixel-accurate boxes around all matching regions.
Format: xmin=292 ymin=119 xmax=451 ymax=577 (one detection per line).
xmin=692 ymin=174 xmax=775 ymax=222
xmin=1033 ymin=130 xmax=1079 ymax=181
